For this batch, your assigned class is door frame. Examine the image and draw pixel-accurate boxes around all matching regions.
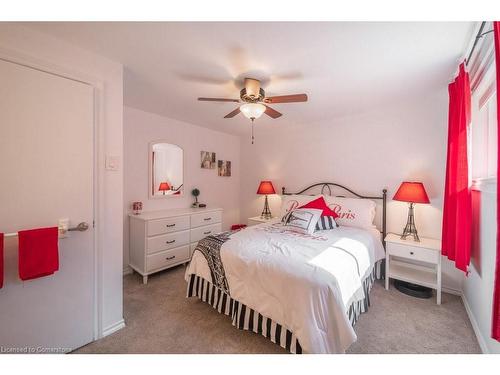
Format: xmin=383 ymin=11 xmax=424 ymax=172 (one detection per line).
xmin=0 ymin=46 xmax=106 ymax=341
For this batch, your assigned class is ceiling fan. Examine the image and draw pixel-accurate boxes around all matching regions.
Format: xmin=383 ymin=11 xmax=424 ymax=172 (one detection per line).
xmin=198 ymin=78 xmax=308 ymax=143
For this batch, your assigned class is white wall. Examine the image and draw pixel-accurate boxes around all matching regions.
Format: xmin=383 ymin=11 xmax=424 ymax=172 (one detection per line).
xmin=240 ymin=90 xmax=464 ymax=291
xmin=463 ymin=180 xmax=500 ymax=353
xmin=0 ymin=24 xmax=124 ymax=337
xmin=123 ymin=106 xmax=241 ymax=271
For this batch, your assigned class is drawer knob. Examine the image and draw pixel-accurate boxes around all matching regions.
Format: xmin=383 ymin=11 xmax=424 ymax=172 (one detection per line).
xmin=166 ymin=224 xmax=176 ymax=227
xmin=166 ymin=240 xmax=176 ymax=244
xmin=410 ymin=251 xmax=414 ymax=255
xmin=166 ymin=255 xmax=175 ymax=260
xmin=204 ymin=217 xmax=212 ymax=221
xmin=204 ymin=231 xmax=211 ymax=235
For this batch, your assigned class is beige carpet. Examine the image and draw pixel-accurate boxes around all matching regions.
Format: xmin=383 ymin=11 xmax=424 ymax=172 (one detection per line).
xmin=74 ymin=265 xmax=481 ymax=354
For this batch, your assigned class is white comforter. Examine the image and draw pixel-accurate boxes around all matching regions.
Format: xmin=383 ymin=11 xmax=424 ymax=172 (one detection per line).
xmin=185 ymin=220 xmax=385 ymax=353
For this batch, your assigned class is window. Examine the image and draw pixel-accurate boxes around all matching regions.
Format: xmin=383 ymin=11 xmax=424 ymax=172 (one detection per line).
xmin=469 ymin=22 xmax=497 ymax=181
xmin=471 ymin=82 xmax=497 ymax=180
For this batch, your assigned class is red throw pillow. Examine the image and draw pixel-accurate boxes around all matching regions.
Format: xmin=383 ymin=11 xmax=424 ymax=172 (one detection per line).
xmin=299 ymin=196 xmax=339 ymax=218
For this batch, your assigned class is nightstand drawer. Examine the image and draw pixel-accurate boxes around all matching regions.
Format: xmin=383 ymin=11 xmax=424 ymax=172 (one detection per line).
xmin=388 ymin=242 xmax=439 ymax=264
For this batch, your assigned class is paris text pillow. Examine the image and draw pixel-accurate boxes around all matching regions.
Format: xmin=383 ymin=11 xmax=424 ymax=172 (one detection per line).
xmin=323 ymin=196 xmax=376 ymax=229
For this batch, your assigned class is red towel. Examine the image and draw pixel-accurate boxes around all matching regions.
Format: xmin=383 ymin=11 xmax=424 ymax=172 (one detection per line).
xmin=18 ymin=227 xmax=59 ymax=281
xmin=0 ymin=233 xmax=4 ymax=288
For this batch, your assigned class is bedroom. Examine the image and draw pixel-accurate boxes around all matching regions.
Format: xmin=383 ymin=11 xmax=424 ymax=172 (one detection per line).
xmin=1 ymin=0 xmax=500 ymax=372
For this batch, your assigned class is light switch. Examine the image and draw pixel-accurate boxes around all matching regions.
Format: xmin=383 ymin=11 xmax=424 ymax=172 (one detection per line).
xmin=105 ymin=155 xmax=120 ymax=171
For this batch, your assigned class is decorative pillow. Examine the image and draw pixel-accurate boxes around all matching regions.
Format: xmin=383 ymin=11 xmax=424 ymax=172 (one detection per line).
xmin=323 ymin=196 xmax=376 ymax=229
xmin=279 ymin=194 xmax=323 ymax=219
xmin=315 ymin=215 xmax=339 ymax=231
xmin=298 ymin=196 xmax=339 ymax=230
xmin=282 ymin=208 xmax=323 ymax=235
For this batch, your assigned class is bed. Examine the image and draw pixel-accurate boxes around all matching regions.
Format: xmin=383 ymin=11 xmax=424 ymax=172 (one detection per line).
xmin=185 ymin=183 xmax=387 ymax=354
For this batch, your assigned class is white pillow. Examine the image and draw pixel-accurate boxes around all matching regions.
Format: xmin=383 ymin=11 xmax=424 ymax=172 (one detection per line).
xmin=282 ymin=208 xmax=322 ymax=235
xmin=279 ymin=194 xmax=322 ymax=219
xmin=323 ymin=196 xmax=376 ymax=229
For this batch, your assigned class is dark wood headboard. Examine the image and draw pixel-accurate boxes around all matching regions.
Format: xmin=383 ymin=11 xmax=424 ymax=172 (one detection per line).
xmin=282 ymin=182 xmax=387 ymax=248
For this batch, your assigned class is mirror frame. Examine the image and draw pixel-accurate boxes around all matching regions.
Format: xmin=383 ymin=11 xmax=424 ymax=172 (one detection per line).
xmin=148 ymin=140 xmax=185 ymax=199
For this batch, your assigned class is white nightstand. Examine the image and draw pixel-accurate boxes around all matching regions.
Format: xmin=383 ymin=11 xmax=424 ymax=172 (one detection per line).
xmin=248 ymin=216 xmax=276 ymax=226
xmin=385 ymin=233 xmax=442 ymax=305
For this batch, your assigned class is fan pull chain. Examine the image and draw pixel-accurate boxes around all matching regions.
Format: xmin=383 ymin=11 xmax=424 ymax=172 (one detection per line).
xmin=251 ymin=118 xmax=255 ymax=144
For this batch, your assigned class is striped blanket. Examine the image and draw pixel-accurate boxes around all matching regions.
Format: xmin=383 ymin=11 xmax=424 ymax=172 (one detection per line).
xmin=191 ymin=231 xmax=235 ymax=295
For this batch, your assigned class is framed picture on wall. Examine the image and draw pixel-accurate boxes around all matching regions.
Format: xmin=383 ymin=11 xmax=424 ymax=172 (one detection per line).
xmin=200 ymin=151 xmax=216 ymax=169
xmin=217 ymin=160 xmax=231 ymax=177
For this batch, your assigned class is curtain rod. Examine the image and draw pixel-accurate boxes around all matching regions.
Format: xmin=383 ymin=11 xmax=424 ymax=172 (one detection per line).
xmin=466 ymin=21 xmax=494 ymax=66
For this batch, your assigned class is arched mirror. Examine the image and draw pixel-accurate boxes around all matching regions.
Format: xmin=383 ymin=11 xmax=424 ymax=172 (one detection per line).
xmin=149 ymin=142 xmax=184 ymax=198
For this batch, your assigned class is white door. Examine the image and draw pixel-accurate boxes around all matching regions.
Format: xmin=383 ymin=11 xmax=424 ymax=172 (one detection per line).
xmin=0 ymin=59 xmax=95 ymax=353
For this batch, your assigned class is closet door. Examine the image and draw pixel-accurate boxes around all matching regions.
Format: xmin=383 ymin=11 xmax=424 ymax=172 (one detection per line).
xmin=0 ymin=59 xmax=95 ymax=352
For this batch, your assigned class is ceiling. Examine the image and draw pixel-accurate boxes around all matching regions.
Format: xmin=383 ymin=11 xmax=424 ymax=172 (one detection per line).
xmin=27 ymin=22 xmax=473 ymax=135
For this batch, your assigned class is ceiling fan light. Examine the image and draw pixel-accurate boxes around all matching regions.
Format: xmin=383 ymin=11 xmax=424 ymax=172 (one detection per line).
xmin=240 ymin=103 xmax=266 ymax=120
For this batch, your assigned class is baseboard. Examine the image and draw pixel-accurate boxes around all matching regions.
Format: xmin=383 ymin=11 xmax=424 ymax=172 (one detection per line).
xmin=123 ymin=266 xmax=133 ymax=276
xmin=102 ymin=319 xmax=126 ymax=338
xmin=442 ymin=286 xmax=462 ymax=296
xmin=461 ymin=293 xmax=488 ymax=353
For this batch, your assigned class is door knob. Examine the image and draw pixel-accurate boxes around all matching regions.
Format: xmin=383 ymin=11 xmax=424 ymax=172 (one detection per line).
xmin=68 ymin=222 xmax=90 ymax=232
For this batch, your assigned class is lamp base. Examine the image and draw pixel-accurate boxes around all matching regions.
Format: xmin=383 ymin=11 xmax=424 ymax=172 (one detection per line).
xmin=260 ymin=195 xmax=272 ymax=219
xmin=401 ymin=202 xmax=420 ymax=242
xmin=394 ymin=280 xmax=433 ymax=299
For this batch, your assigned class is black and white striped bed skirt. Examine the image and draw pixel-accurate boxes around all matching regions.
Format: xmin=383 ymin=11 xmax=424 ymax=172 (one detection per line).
xmin=186 ymin=259 xmax=384 ymax=354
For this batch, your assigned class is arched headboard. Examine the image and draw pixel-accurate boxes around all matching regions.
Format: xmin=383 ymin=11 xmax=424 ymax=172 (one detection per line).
xmin=282 ymin=182 xmax=387 ymax=248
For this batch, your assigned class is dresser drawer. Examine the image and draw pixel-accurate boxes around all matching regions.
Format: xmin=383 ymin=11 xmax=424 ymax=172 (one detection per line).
xmin=146 ymin=245 xmax=189 ymax=272
xmin=190 ymin=223 xmax=222 ymax=242
xmin=147 ymin=215 xmax=190 ymax=237
xmin=388 ymin=242 xmax=439 ymax=264
xmin=147 ymin=230 xmax=190 ymax=254
xmin=191 ymin=211 xmax=222 ymax=228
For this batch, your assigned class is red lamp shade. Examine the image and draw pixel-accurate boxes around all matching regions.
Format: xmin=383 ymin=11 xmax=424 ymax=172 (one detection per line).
xmin=256 ymin=180 xmax=276 ymax=195
xmin=158 ymin=182 xmax=171 ymax=192
xmin=393 ymin=182 xmax=430 ymax=204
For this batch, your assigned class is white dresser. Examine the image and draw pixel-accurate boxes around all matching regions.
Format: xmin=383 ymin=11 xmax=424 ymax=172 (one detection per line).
xmin=129 ymin=207 xmax=223 ymax=284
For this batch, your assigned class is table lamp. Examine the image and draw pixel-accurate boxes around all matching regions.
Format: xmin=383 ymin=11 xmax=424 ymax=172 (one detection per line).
xmin=393 ymin=181 xmax=430 ymax=242
xmin=158 ymin=182 xmax=171 ymax=195
xmin=257 ymin=181 xmax=276 ymax=219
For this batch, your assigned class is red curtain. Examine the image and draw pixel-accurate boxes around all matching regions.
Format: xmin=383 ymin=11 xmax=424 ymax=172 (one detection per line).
xmin=441 ymin=63 xmax=472 ymax=273
xmin=492 ymin=21 xmax=500 ymax=341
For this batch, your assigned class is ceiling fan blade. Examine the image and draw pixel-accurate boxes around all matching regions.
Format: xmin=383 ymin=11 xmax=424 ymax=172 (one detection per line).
xmin=264 ymin=94 xmax=308 ymax=104
xmin=198 ymin=97 xmax=240 ymax=103
xmin=264 ymin=105 xmax=282 ymax=119
xmin=224 ymin=107 xmax=241 ymax=118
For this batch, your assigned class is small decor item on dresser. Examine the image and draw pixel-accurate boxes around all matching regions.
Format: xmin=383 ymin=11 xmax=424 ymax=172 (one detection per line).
xmin=132 ymin=201 xmax=143 ymax=215
xmin=191 ymin=188 xmax=200 ymax=207
xmin=217 ymin=160 xmax=231 ymax=177
xmin=393 ymin=181 xmax=430 ymax=242
xmin=257 ymin=180 xmax=276 ymax=219
xmin=200 ymin=151 xmax=216 ymax=169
